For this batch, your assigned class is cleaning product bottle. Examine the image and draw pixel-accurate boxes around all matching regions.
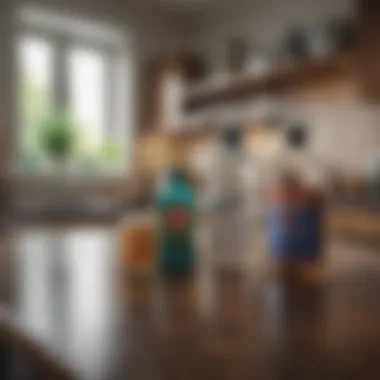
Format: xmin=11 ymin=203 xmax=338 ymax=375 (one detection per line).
xmin=266 ymin=123 xmax=324 ymax=279
xmin=208 ymin=127 xmax=249 ymax=270
xmin=156 ymin=167 xmax=196 ymax=276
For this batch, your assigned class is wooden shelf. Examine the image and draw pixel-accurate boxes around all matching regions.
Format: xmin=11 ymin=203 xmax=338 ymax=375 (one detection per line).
xmin=184 ymin=53 xmax=353 ymax=110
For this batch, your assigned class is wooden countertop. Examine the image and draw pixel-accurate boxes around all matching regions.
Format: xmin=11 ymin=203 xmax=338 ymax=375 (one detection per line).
xmin=2 ymin=226 xmax=380 ymax=379
xmin=328 ymin=202 xmax=380 ymax=244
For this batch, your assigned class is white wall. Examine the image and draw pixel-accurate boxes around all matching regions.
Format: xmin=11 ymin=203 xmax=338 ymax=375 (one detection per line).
xmin=186 ymin=0 xmax=355 ymax=71
xmin=277 ymin=98 xmax=380 ymax=174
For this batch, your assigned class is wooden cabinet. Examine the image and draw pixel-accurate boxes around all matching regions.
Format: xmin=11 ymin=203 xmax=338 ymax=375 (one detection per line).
xmin=357 ymin=0 xmax=380 ymax=98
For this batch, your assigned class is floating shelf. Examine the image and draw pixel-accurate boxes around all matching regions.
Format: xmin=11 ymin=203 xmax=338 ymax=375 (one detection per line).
xmin=184 ymin=53 xmax=353 ymax=111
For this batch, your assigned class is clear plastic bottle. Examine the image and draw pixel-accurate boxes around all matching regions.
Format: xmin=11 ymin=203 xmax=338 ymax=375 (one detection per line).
xmin=207 ymin=128 xmax=252 ymax=271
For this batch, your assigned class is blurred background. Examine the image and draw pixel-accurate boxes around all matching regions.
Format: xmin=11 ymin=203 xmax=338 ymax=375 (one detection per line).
xmin=2 ymin=0 xmax=380 ymax=379
xmin=0 ymin=0 xmax=378 ymax=230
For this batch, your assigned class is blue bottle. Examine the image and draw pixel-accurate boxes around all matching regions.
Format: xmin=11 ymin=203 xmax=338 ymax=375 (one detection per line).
xmin=155 ymin=168 xmax=196 ymax=276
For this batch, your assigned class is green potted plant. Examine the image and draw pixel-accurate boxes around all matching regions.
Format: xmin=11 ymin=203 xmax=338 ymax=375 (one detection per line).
xmin=39 ymin=112 xmax=76 ymax=173
xmin=98 ymin=138 xmax=121 ymax=165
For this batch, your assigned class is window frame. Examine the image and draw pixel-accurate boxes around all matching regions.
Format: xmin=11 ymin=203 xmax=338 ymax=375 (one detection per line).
xmin=14 ymin=16 xmax=132 ymax=179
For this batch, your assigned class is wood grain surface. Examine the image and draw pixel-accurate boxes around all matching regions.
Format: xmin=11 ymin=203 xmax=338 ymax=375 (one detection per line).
xmin=1 ymin=226 xmax=380 ymax=380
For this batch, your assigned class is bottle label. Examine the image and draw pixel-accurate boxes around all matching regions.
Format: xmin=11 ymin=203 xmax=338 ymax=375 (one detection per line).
xmin=165 ymin=207 xmax=189 ymax=232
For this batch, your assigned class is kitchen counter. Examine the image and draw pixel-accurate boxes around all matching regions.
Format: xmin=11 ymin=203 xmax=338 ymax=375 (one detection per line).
xmin=2 ymin=225 xmax=380 ymax=379
xmin=327 ymin=200 xmax=380 ymax=245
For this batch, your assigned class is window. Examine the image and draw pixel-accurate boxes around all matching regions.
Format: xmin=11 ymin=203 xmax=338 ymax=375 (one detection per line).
xmin=68 ymin=48 xmax=106 ymax=148
xmin=16 ymin=7 xmax=131 ymax=175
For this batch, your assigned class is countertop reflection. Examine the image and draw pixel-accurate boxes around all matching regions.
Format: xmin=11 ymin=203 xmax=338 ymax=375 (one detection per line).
xmin=2 ymin=226 xmax=380 ymax=380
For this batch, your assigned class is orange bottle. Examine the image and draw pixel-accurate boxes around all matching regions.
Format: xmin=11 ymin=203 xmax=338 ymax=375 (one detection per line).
xmin=118 ymin=214 xmax=156 ymax=274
